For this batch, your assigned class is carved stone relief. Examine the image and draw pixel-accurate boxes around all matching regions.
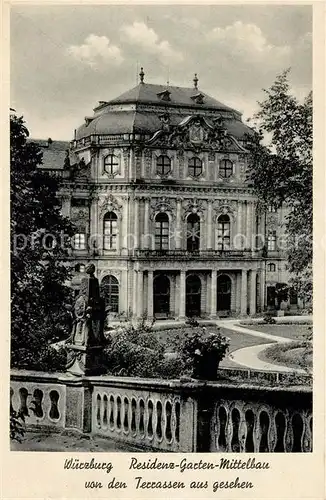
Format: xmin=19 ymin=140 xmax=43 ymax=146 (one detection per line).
xmin=99 ymin=194 xmax=123 ymax=219
xmin=150 ymin=197 xmax=176 ymax=221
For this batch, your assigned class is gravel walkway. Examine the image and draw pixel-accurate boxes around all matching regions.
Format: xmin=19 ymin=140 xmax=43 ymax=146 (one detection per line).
xmin=216 ymin=318 xmax=310 ymax=373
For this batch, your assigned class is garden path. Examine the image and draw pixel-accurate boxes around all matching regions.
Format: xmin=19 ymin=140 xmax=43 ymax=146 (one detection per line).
xmin=216 ymin=317 xmax=311 ymax=373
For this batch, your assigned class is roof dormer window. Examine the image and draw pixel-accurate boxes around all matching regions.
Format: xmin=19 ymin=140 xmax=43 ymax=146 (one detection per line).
xmin=191 ymin=93 xmax=205 ymax=104
xmin=157 ymin=89 xmax=171 ymax=102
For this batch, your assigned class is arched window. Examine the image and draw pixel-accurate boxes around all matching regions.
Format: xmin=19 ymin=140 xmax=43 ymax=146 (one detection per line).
xmin=153 ymin=275 xmax=170 ymax=317
xmin=156 ymin=155 xmax=171 ymax=176
xmin=187 ymin=213 xmax=200 ymax=251
xmin=101 ymin=275 xmax=119 ymax=313
xmin=219 ymin=159 xmax=233 ymax=178
xmin=104 ymin=155 xmax=119 ymax=175
xmin=188 ymin=157 xmax=202 ymax=177
xmin=217 ymin=214 xmax=230 ymax=250
xmin=217 ymin=274 xmax=232 ymax=311
xmin=103 ymin=212 xmax=118 ymax=250
xmin=155 ymin=213 xmax=169 ymax=250
xmin=267 ymin=263 xmax=276 ymax=272
xmin=186 ymin=275 xmax=201 ymax=317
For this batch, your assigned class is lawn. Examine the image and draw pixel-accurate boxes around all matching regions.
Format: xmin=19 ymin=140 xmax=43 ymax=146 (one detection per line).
xmin=258 ymin=341 xmax=312 ymax=372
xmin=240 ymin=324 xmax=311 ymax=340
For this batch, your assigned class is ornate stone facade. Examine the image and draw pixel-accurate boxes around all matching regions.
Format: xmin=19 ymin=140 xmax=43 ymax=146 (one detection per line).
xmin=54 ymin=76 xmax=297 ymax=319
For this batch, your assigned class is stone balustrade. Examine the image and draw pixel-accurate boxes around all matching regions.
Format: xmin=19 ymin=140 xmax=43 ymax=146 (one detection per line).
xmin=134 ymin=249 xmax=256 ymax=260
xmin=199 ymin=384 xmax=312 ymax=453
xmin=10 ymin=370 xmax=312 ymax=452
xmin=10 ymin=372 xmax=66 ymax=428
xmin=92 ymin=383 xmax=183 ymax=451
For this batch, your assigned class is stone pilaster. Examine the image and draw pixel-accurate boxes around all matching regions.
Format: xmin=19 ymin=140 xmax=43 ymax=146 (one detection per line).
xmin=236 ymin=201 xmax=243 ymax=250
xmin=176 ymin=198 xmax=182 ymax=249
xmin=61 ymin=194 xmax=71 ymax=218
xmin=134 ymin=197 xmax=139 ymax=249
xmin=143 ymin=197 xmax=150 ymax=249
xmin=236 ymin=272 xmax=241 ymax=313
xmin=249 ymin=269 xmax=257 ymax=315
xmin=132 ymin=271 xmax=138 ymax=318
xmin=246 ymin=202 xmax=252 ymax=250
xmin=137 ymin=271 xmax=144 ymax=318
xmin=260 ymin=267 xmax=266 ymax=312
xmin=241 ymin=269 xmax=248 ymax=315
xmin=210 ymin=270 xmax=217 ymax=318
xmin=147 ymin=271 xmax=154 ymax=319
xmin=207 ymin=201 xmax=213 ymax=250
xmin=179 ymin=270 xmax=186 ymax=320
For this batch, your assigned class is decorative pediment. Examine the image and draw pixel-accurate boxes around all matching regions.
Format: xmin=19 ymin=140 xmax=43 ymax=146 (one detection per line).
xmin=99 ymin=194 xmax=122 ymax=219
xmin=146 ymin=114 xmax=247 ymax=153
xmin=183 ymin=198 xmax=206 ymax=220
xmin=213 ymin=199 xmax=237 ymax=220
xmin=150 ymin=197 xmax=175 ymax=220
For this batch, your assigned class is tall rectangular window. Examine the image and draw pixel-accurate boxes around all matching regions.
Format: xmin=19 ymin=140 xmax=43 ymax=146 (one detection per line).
xmin=217 ymin=215 xmax=231 ymax=250
xmin=73 ymin=233 xmax=86 ymax=250
xmin=267 ymin=231 xmax=277 ymax=251
xmin=104 ymin=212 xmax=118 ymax=250
xmin=155 ymin=213 xmax=169 ymax=250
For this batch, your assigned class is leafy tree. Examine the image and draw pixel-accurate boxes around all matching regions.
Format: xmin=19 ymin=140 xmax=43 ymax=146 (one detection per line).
xmin=11 ymin=113 xmax=75 ymax=370
xmin=246 ymin=70 xmax=312 ymax=302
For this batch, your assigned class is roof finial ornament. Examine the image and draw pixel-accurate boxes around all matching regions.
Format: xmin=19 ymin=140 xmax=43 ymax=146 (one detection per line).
xmin=193 ymin=73 xmax=198 ymax=89
xmin=139 ymin=67 xmax=145 ymax=84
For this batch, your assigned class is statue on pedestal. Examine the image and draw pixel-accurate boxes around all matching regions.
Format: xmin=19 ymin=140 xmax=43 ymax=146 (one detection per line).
xmin=66 ymin=264 xmax=106 ymax=376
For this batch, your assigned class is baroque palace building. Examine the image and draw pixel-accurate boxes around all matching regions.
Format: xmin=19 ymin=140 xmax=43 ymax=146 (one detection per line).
xmin=39 ymin=70 xmax=299 ymax=320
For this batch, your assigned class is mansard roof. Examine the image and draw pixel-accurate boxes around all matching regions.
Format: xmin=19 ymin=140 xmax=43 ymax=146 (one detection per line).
xmin=75 ymin=82 xmax=253 ymax=141
xmin=106 ymin=83 xmax=237 ymax=112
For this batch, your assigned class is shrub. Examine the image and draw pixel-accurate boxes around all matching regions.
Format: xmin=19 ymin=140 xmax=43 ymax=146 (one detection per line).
xmin=263 ymin=315 xmax=276 ymax=324
xmin=185 ymin=317 xmax=200 ymax=327
xmin=179 ymin=327 xmax=230 ymax=380
xmin=104 ymin=324 xmax=164 ymax=377
xmin=159 ymin=354 xmax=185 ymax=379
xmin=12 ymin=345 xmax=67 ymax=372
xmin=10 ymin=408 xmax=26 ymax=442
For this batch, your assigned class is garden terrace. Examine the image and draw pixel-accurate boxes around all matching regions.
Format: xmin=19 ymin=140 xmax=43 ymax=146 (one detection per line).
xmin=11 ymin=369 xmax=312 ymax=453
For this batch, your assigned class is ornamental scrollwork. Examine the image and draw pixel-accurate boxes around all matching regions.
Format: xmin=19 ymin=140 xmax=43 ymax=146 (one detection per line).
xmin=146 ymin=114 xmax=247 ymax=154
xmin=213 ymin=199 xmax=237 ymax=221
xmin=183 ymin=198 xmax=207 ymax=220
xmin=99 ymin=194 xmax=123 ymax=219
xmin=150 ymin=197 xmax=176 ymax=221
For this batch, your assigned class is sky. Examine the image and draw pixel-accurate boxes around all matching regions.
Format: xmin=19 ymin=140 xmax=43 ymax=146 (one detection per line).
xmin=10 ymin=4 xmax=312 ymax=141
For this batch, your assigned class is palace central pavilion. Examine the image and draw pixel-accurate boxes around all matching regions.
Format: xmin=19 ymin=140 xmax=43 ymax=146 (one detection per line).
xmin=39 ymin=70 xmax=300 ymax=319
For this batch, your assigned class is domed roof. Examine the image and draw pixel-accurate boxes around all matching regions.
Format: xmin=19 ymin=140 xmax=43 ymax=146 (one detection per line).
xmin=75 ymin=82 xmax=252 ymax=141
